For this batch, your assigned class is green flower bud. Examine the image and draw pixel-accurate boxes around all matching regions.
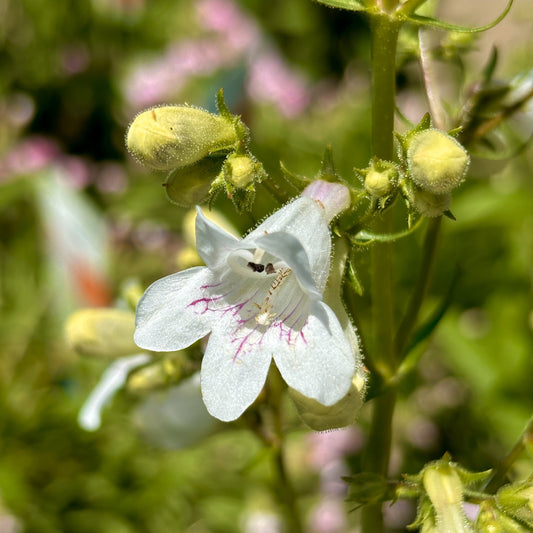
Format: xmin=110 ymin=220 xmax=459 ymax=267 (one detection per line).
xmin=165 ymin=157 xmax=225 ymax=207
xmin=127 ymin=355 xmax=185 ymax=394
xmin=126 ymin=106 xmax=238 ymax=171
xmin=289 ymin=373 xmax=365 ymax=431
xmin=405 ymin=181 xmax=451 ymax=218
xmin=476 ymin=501 xmax=530 ymax=533
xmin=363 ymin=160 xmax=399 ymax=198
xmin=365 ymin=168 xmax=396 ymax=198
xmin=218 ymin=152 xmax=266 ymax=213
xmin=65 ymin=308 xmax=137 ymax=359
xmin=497 ymin=483 xmax=533 ymax=528
xmin=224 ymin=154 xmax=256 ymax=188
xmin=407 ymin=129 xmax=469 ymax=194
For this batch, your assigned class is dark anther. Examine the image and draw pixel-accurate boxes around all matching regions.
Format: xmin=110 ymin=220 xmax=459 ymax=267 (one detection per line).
xmin=247 ymin=261 xmax=265 ymax=273
xmin=265 ymin=263 xmax=276 ymax=274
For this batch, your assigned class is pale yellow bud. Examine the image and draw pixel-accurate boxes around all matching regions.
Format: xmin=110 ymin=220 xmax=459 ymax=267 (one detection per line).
xmin=65 ymin=308 xmax=137 ymax=359
xmin=225 ymin=155 xmax=255 ymax=188
xmin=408 ymin=129 xmax=469 ymax=194
xmin=365 ymin=168 xmax=396 ymax=198
xmin=422 ymin=463 xmax=473 ymax=533
xmin=126 ymin=106 xmax=238 ymax=171
xmin=127 ymin=357 xmax=183 ymax=394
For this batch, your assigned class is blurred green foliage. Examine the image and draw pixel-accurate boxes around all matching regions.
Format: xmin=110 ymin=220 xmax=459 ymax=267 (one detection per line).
xmin=0 ymin=0 xmax=532 ymax=531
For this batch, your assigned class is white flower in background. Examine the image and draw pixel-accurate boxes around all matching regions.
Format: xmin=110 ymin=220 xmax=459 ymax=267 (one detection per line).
xmin=134 ymin=184 xmax=357 ymax=421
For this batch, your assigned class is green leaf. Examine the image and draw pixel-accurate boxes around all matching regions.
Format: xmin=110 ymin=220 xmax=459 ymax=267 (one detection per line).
xmin=312 ymin=0 xmax=366 ymax=11
xmin=405 ymin=0 xmax=514 ymax=33
xmin=401 ymin=266 xmax=459 ymax=359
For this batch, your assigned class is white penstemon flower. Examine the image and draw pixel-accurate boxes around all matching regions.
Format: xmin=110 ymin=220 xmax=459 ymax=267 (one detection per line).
xmin=134 ymin=182 xmax=360 ymax=421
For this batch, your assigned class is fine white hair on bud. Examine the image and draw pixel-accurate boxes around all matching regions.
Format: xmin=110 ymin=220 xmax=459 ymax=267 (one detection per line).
xmin=407 ymin=129 xmax=470 ymax=195
xmin=126 ymin=106 xmax=238 ymax=171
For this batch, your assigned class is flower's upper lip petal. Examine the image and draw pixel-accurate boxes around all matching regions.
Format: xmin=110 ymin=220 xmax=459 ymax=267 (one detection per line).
xmin=195 ymin=207 xmax=240 ymax=269
xmin=253 ymin=231 xmax=321 ymax=300
xmin=200 ymin=321 xmax=273 ymax=421
xmin=246 ymin=197 xmax=331 ymax=291
xmin=271 ymin=301 xmax=355 ymax=406
xmin=134 ymin=267 xmax=213 ymax=352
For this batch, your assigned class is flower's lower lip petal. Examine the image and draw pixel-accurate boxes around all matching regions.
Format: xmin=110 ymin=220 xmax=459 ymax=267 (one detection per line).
xmin=134 ymin=267 xmax=214 ymax=352
xmin=271 ymin=301 xmax=355 ymax=406
xmin=200 ymin=322 xmax=273 ymax=422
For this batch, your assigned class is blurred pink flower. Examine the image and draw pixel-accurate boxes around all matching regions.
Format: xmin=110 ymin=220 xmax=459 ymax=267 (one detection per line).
xmin=2 ymin=136 xmax=60 ymax=177
xmin=196 ymin=0 xmax=260 ymax=53
xmin=310 ymin=497 xmax=347 ymax=533
xmin=307 ymin=427 xmax=363 ymax=470
xmin=124 ymin=0 xmax=311 ymax=117
xmin=247 ymin=52 xmax=311 ymax=117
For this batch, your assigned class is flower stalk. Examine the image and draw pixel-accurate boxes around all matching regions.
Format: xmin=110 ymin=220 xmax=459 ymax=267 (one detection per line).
xmin=361 ymin=11 xmax=400 ymax=533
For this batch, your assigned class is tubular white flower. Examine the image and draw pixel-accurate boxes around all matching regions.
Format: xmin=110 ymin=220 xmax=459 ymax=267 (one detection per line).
xmin=134 ymin=196 xmax=357 ymax=421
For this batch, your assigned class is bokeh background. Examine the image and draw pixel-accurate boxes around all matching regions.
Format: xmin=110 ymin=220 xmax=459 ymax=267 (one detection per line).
xmin=1 ymin=0 xmax=532 ymax=531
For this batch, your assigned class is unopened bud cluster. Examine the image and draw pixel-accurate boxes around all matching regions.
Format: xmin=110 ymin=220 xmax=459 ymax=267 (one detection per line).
xmin=126 ymin=91 xmax=265 ymax=212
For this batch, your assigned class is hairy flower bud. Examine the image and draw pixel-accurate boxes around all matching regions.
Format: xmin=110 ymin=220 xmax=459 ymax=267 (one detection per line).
xmin=65 ymin=308 xmax=137 ymax=359
xmin=422 ymin=463 xmax=473 ymax=533
xmin=127 ymin=356 xmax=185 ymax=394
xmin=405 ymin=181 xmax=451 ymax=218
xmin=497 ymin=483 xmax=533 ymax=528
xmin=289 ymin=373 xmax=365 ymax=431
xmin=218 ymin=153 xmax=266 ymax=213
xmin=224 ymin=154 xmax=256 ymax=189
xmin=476 ymin=501 xmax=529 ymax=533
xmin=126 ymin=106 xmax=238 ymax=171
xmin=407 ymin=129 xmax=469 ymax=194
xmin=363 ymin=160 xmax=399 ymax=198
xmin=165 ymin=157 xmax=224 ymax=207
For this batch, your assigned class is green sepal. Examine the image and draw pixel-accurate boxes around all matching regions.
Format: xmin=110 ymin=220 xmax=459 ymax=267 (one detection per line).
xmin=312 ymin=0 xmax=366 ymax=12
xmin=345 ymin=254 xmax=364 ymax=296
xmin=216 ymin=88 xmax=250 ymax=149
xmin=279 ymin=160 xmax=312 ymax=189
xmin=345 ymin=473 xmax=397 ymax=508
xmin=396 ymin=113 xmax=431 ymax=158
xmin=482 ymin=47 xmax=499 ymax=84
xmin=319 ymin=144 xmax=338 ymax=182
xmin=443 ymin=209 xmax=456 ymax=221
xmin=216 ymin=88 xmax=232 ymax=121
xmin=404 ymin=0 xmax=514 ymax=33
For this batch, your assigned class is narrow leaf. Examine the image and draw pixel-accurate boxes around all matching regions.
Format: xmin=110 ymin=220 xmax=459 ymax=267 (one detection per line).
xmin=406 ymin=0 xmax=514 ymax=33
xmin=313 ymin=0 xmax=365 ymax=11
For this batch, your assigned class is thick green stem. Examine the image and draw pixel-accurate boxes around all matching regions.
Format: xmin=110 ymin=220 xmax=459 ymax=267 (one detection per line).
xmin=395 ymin=217 xmax=441 ymax=358
xmin=361 ymin=13 xmax=400 ymax=533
